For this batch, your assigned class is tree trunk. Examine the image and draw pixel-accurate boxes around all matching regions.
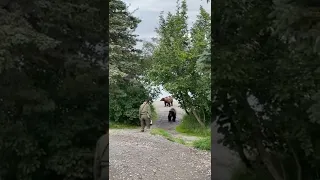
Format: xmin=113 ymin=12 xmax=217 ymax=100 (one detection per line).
xmin=280 ymin=161 xmax=287 ymax=180
xmin=240 ymin=92 xmax=283 ymax=180
xmin=192 ymin=109 xmax=206 ymax=128
xmin=255 ymin=137 xmax=284 ymax=180
xmin=287 ymin=140 xmax=301 ymax=180
xmin=181 ymin=101 xmax=190 ymax=114
xmin=235 ymin=141 xmax=253 ymax=170
xmin=177 ymin=92 xmax=189 ymax=114
xmin=229 ymin=116 xmax=253 ymax=170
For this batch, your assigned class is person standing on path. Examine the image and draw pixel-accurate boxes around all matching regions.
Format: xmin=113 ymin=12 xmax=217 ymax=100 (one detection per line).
xmin=139 ymin=99 xmax=151 ymax=132
xmin=94 ymin=130 xmax=109 ymax=180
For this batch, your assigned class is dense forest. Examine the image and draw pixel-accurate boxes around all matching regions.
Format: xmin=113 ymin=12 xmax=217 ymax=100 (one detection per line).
xmin=0 ymin=0 xmax=109 ymax=179
xmin=0 ymin=0 xmax=211 ymax=179
xmin=109 ymin=0 xmax=158 ymax=126
xmin=212 ymin=0 xmax=320 ymax=179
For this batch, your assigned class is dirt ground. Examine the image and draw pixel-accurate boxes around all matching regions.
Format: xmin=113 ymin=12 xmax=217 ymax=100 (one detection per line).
xmin=109 ymin=99 xmax=238 ymax=180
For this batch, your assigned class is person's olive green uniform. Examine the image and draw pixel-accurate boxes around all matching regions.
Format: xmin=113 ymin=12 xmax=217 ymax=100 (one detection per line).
xmin=94 ymin=132 xmax=109 ymax=180
xmin=139 ymin=101 xmax=151 ymax=132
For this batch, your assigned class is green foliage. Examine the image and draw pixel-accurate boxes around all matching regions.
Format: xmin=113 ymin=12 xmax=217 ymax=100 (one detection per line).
xmin=0 ymin=0 xmax=109 ymax=180
xmin=151 ymin=128 xmax=172 ymax=139
xmin=176 ymin=115 xmax=211 ymax=150
xmin=109 ymin=0 xmax=159 ymax=126
xmin=192 ymin=137 xmax=211 ymax=151
xmin=212 ymin=0 xmax=320 ymax=179
xmin=151 ymin=128 xmax=210 ymax=151
xmin=109 ymin=123 xmax=138 ymax=129
xmin=151 ymin=104 xmax=158 ymax=121
xmin=109 ymin=104 xmax=158 ymax=128
xmin=176 ymin=114 xmax=211 ymax=137
xmin=146 ymin=0 xmax=211 ymax=127
xmin=150 ymin=128 xmax=185 ymax=144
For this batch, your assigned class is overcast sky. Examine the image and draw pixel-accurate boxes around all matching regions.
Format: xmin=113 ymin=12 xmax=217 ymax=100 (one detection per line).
xmin=122 ymin=0 xmax=211 ymax=99
xmin=123 ymin=0 xmax=211 ymax=48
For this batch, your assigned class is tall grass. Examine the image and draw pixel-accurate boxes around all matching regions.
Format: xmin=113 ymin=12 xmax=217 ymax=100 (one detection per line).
xmin=175 ymin=114 xmax=211 ymax=150
xmin=193 ymin=136 xmax=211 ymax=150
xmin=176 ymin=114 xmax=211 ymax=137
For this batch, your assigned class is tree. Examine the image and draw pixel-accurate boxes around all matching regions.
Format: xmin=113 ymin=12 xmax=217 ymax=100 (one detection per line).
xmin=147 ymin=0 xmax=211 ymax=127
xmin=0 ymin=0 xmax=108 ymax=179
xmin=109 ymin=0 xmax=158 ymax=125
xmin=212 ymin=0 xmax=320 ymax=179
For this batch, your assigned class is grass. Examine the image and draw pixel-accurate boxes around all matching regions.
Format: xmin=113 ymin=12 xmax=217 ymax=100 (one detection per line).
xmin=151 ymin=104 xmax=158 ymax=122
xmin=150 ymin=128 xmax=185 ymax=144
xmin=109 ymin=123 xmax=138 ymax=129
xmin=192 ymin=136 xmax=211 ymax=151
xmin=175 ymin=114 xmax=211 ymax=137
xmin=175 ymin=114 xmax=211 ymax=151
xmin=150 ymin=128 xmax=211 ymax=151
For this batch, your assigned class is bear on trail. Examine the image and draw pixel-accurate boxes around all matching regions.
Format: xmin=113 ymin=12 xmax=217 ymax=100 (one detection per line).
xmin=168 ymin=108 xmax=176 ymax=122
xmin=160 ymin=96 xmax=173 ymax=107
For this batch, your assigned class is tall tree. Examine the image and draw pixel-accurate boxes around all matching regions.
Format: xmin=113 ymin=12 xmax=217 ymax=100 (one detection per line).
xmin=147 ymin=0 xmax=211 ymax=127
xmin=0 ymin=0 xmax=108 ymax=179
xmin=212 ymin=0 xmax=320 ymax=179
xmin=109 ymin=0 xmax=158 ymax=125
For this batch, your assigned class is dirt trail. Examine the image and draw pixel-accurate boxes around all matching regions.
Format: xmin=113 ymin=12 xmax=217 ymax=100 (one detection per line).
xmin=109 ymin=100 xmax=211 ymax=180
xmin=152 ymin=100 xmax=201 ymax=142
xmin=152 ymin=99 xmax=183 ymax=132
xmin=153 ymin=100 xmax=239 ymax=180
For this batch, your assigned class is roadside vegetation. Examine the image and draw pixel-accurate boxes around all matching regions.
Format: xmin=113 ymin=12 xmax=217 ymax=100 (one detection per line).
xmin=151 ymin=127 xmax=211 ymax=151
xmin=176 ymin=114 xmax=211 ymax=137
xmin=110 ymin=104 xmax=158 ymax=129
xmin=213 ymin=0 xmax=320 ymax=179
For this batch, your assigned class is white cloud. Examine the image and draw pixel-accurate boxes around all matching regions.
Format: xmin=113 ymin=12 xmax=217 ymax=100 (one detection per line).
xmin=125 ymin=0 xmax=176 ymax=13
xmin=138 ymin=32 xmax=157 ymax=40
xmin=123 ymin=0 xmax=211 ymax=47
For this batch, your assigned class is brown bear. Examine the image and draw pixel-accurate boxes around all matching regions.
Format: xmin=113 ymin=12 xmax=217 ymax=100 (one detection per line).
xmin=168 ymin=108 xmax=176 ymax=122
xmin=160 ymin=96 xmax=172 ymax=107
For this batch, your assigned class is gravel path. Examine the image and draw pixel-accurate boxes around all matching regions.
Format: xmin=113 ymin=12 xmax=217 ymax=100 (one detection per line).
xmin=152 ymin=100 xmax=185 ymax=134
xmin=153 ymin=99 xmax=240 ymax=180
xmin=109 ymin=100 xmax=211 ymax=180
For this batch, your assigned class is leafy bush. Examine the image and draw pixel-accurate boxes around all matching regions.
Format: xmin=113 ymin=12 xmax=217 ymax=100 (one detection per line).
xmin=212 ymin=0 xmax=320 ymax=179
xmin=109 ymin=80 xmax=152 ymax=126
xmin=109 ymin=104 xmax=158 ymax=128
